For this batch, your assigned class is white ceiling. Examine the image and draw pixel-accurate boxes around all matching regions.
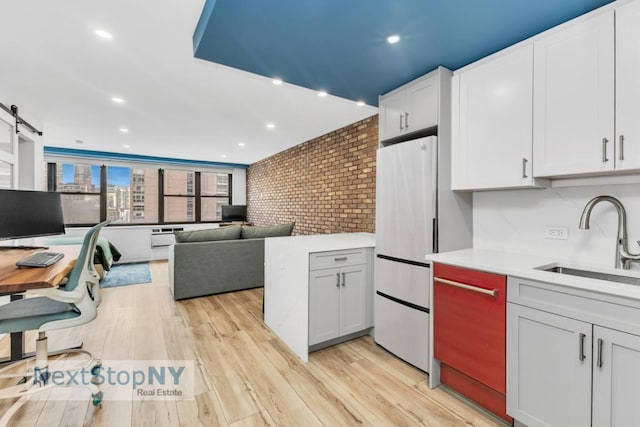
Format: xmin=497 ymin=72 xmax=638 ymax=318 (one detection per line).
xmin=0 ymin=0 xmax=377 ymax=165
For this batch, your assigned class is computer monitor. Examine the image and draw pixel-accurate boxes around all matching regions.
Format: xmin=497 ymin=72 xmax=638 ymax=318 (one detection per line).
xmin=221 ymin=205 xmax=247 ymax=222
xmin=0 ymin=189 xmax=66 ymax=241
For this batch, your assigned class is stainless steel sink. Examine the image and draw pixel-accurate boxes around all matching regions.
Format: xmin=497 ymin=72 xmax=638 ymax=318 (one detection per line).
xmin=540 ymin=265 xmax=640 ymax=286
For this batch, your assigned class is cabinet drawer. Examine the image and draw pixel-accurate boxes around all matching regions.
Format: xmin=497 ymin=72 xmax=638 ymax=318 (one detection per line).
xmin=309 ymin=249 xmax=367 ymax=270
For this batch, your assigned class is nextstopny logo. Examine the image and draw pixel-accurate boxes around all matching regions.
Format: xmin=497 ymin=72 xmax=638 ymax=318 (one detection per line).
xmin=27 ymin=360 xmax=195 ymax=401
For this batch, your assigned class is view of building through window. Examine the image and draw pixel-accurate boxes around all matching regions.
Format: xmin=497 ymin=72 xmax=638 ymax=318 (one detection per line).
xmin=163 ymin=170 xmax=229 ymax=222
xmin=57 ymin=163 xmax=101 ymax=224
xmin=50 ymin=162 xmax=230 ymax=225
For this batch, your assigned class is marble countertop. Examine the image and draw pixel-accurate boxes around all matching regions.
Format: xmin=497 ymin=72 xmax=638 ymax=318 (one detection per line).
xmin=425 ymin=248 xmax=640 ymax=302
xmin=266 ymin=232 xmax=375 ymax=253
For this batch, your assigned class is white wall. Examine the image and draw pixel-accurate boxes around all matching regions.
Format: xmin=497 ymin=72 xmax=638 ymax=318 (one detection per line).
xmin=473 ymin=183 xmax=640 ymax=269
xmin=232 ymin=168 xmax=246 ymax=205
xmin=42 ymin=223 xmax=221 ymax=263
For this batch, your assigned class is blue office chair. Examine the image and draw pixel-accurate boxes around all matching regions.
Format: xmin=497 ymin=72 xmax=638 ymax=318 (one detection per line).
xmin=0 ymin=221 xmax=110 ymax=426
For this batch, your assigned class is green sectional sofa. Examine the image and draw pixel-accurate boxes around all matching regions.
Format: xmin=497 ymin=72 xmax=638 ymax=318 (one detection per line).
xmin=168 ymin=223 xmax=293 ymax=300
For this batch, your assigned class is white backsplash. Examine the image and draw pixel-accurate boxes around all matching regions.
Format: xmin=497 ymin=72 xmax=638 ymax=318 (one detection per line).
xmin=473 ymin=183 xmax=640 ymax=269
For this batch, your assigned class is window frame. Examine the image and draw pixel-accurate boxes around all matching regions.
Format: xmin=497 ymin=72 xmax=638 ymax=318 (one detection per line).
xmin=46 ymin=160 xmax=234 ymax=227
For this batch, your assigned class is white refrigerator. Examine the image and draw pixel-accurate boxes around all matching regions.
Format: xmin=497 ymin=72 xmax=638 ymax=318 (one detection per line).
xmin=374 ymin=136 xmax=438 ymax=372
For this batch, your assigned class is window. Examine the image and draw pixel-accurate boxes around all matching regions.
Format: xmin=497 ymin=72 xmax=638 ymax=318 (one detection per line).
xmin=106 ymin=166 xmax=159 ymax=224
xmin=162 ymin=169 xmax=195 ymax=223
xmin=201 ymin=172 xmax=229 ymax=221
xmin=47 ymin=161 xmax=231 ymax=226
xmin=55 ymin=163 xmax=101 ymax=225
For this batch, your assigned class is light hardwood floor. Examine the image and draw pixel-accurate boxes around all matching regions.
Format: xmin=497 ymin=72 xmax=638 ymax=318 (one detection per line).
xmin=0 ymin=261 xmax=506 ymax=426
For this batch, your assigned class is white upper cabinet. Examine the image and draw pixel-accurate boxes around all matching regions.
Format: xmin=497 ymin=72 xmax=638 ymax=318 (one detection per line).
xmin=615 ymin=0 xmax=640 ymax=171
xmin=379 ymin=71 xmax=438 ymax=142
xmin=452 ymin=44 xmax=548 ymax=190
xmin=532 ymin=11 xmax=615 ymax=177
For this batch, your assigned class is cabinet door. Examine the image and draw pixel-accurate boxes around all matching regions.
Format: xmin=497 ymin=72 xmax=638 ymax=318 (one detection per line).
xmin=405 ymin=76 xmax=438 ymax=133
xmin=379 ymin=90 xmax=405 ymax=141
xmin=339 ymin=265 xmax=368 ymax=336
xmin=615 ymin=1 xmax=640 ymax=171
xmin=592 ymin=326 xmax=640 ymax=427
xmin=507 ymin=304 xmax=592 ymax=427
xmin=533 ymin=11 xmax=614 ymax=177
xmin=309 ymin=269 xmax=340 ymax=346
xmin=454 ymin=44 xmax=534 ymax=190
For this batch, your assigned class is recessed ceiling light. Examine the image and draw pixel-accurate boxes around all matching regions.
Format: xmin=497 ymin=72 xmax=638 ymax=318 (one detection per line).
xmin=238 ymin=142 xmax=246 ymax=147
xmin=266 ymin=123 xmax=276 ymax=129
xmin=95 ymin=29 xmax=113 ymax=40
xmin=272 ymin=78 xmax=283 ymax=85
xmin=119 ymin=128 xmax=129 ymax=133
xmin=221 ymin=154 xmax=227 ymax=158
xmin=111 ymin=97 xmax=125 ymax=104
xmin=318 ymin=90 xmax=328 ymax=97
xmin=75 ymin=139 xmax=84 ymax=144
xmin=123 ymin=144 xmax=131 ymax=148
xmin=356 ymin=101 xmax=365 ymax=107
xmin=387 ymin=34 xmax=401 ymax=44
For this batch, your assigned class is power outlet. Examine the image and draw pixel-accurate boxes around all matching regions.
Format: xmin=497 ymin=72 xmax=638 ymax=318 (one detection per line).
xmin=544 ymin=226 xmax=569 ymax=240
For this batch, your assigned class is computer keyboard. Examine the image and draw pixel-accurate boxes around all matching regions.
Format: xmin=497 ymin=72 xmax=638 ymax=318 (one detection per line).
xmin=16 ymin=251 xmax=64 ymax=268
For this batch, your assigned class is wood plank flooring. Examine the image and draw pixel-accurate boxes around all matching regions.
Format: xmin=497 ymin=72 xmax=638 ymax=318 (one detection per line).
xmin=0 ymin=261 xmax=506 ymax=426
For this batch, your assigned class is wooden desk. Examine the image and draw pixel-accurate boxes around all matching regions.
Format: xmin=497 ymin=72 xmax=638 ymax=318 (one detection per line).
xmin=0 ymin=245 xmax=80 ymax=361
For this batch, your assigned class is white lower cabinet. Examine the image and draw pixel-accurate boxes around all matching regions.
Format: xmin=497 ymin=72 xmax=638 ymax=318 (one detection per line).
xmin=507 ymin=304 xmax=592 ymax=427
xmin=592 ymin=326 xmax=640 ymax=427
xmin=308 ymin=250 xmax=372 ymax=347
xmin=507 ymin=276 xmax=640 ymax=427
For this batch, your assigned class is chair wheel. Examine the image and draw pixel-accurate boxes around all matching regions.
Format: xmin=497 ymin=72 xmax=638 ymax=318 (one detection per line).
xmin=90 ymin=363 xmax=102 ymax=376
xmin=92 ymin=391 xmax=104 ymax=406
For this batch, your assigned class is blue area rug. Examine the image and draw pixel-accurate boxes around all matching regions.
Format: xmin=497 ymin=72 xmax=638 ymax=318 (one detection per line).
xmin=100 ymin=262 xmax=151 ymax=288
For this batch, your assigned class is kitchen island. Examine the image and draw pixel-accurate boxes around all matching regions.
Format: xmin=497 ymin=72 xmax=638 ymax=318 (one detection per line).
xmin=264 ymin=233 xmax=375 ymax=362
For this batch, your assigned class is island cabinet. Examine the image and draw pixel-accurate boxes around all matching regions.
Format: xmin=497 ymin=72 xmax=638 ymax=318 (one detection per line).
xmin=507 ymin=276 xmax=640 ymax=427
xmin=308 ymin=250 xmax=370 ymax=346
xmin=264 ymin=233 xmax=375 ymax=362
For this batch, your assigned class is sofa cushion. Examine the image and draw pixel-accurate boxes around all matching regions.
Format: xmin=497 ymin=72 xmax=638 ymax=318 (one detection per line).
xmin=174 ymin=225 xmax=241 ymax=243
xmin=241 ymin=223 xmax=294 ymax=239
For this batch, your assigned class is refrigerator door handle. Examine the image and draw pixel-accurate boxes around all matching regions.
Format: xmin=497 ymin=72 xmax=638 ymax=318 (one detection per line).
xmin=432 ymin=218 xmax=438 ymax=253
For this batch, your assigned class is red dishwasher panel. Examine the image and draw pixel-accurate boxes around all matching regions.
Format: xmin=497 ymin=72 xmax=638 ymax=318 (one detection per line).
xmin=433 ymin=263 xmax=509 ymax=421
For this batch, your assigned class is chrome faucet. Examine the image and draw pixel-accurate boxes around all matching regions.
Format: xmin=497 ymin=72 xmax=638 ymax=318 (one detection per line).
xmin=579 ymin=195 xmax=640 ymax=269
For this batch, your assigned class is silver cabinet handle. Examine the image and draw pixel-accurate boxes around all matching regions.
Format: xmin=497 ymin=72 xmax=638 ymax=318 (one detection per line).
xmin=405 ymin=112 xmax=409 ymax=129
xmin=579 ymin=333 xmax=586 ymax=362
xmin=341 ymin=272 xmax=345 ymax=286
xmin=597 ymin=338 xmax=604 ymax=368
xmin=336 ymin=273 xmax=340 ymax=287
xmin=602 ymin=138 xmax=609 ymax=162
xmin=334 ymin=257 xmax=348 ymax=261
xmin=620 ymin=135 xmax=625 ymax=161
xmin=434 ymin=277 xmax=497 ymax=297
xmin=522 ymin=158 xmax=528 ymax=178
xmin=399 ymin=114 xmax=404 ymax=130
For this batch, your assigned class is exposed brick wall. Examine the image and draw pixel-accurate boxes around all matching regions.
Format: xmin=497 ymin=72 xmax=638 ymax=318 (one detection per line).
xmin=247 ymin=115 xmax=378 ymax=235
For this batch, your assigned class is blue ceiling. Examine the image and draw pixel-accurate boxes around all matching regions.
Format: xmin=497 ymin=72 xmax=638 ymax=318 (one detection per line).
xmin=193 ymin=0 xmax=613 ymax=107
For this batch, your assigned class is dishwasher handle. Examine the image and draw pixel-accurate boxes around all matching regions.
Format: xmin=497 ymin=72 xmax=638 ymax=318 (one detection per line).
xmin=434 ymin=277 xmax=498 ymax=297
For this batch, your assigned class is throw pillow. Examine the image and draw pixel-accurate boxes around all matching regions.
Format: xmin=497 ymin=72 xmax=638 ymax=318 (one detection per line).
xmin=174 ymin=225 xmax=241 ymax=243
xmin=241 ymin=223 xmax=294 ymax=239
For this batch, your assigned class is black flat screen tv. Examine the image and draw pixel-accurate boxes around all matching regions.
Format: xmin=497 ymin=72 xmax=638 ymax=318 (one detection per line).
xmin=221 ymin=205 xmax=247 ymax=222
xmin=0 ymin=189 xmax=66 ymax=240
